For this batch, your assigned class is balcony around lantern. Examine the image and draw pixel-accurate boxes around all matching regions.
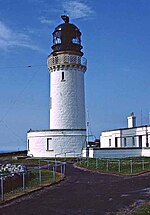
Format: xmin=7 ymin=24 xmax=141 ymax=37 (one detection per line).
xmin=48 ymin=53 xmax=87 ymax=69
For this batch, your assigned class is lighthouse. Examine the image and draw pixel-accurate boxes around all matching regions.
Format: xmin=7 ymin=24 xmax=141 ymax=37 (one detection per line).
xmin=48 ymin=15 xmax=87 ymax=130
xmin=27 ymin=16 xmax=87 ymax=157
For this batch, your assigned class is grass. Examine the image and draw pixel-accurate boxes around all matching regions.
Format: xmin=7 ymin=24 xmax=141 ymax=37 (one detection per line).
xmin=10 ymin=157 xmax=75 ymax=165
xmin=77 ymin=157 xmax=150 ymax=175
xmin=0 ymin=156 xmax=65 ymax=204
xmin=0 ymin=169 xmax=63 ymax=203
xmin=132 ymin=203 xmax=150 ymax=214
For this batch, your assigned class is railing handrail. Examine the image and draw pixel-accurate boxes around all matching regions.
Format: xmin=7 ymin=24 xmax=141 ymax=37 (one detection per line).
xmin=48 ymin=54 xmax=87 ymax=67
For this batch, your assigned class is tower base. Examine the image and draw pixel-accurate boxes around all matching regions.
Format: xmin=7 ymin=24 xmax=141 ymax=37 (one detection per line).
xmin=27 ymin=129 xmax=86 ymax=158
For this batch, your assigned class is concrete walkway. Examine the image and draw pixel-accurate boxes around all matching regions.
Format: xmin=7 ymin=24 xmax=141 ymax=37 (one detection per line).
xmin=0 ymin=163 xmax=150 ymax=215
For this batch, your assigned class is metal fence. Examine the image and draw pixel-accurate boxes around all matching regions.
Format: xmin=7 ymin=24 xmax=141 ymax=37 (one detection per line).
xmin=55 ymin=151 xmax=76 ymax=161
xmin=0 ymin=160 xmax=66 ymax=202
xmin=77 ymin=157 xmax=150 ymax=174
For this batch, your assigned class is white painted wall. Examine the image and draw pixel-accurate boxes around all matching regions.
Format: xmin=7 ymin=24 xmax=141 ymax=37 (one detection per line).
xmin=82 ymin=147 xmax=150 ymax=158
xmin=101 ymin=130 xmax=122 ymax=148
xmin=82 ymin=148 xmax=88 ymax=158
xmin=92 ymin=148 xmax=142 ymax=158
xmin=127 ymin=115 xmax=136 ymax=128
xmin=27 ymin=129 xmax=86 ymax=157
xmin=100 ymin=125 xmax=150 ymax=150
xmin=49 ymin=66 xmax=86 ymax=130
xmin=142 ymin=148 xmax=150 ymax=156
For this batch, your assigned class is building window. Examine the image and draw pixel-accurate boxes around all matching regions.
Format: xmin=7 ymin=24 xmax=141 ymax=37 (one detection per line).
xmin=109 ymin=139 xmax=111 ymax=147
xmin=27 ymin=139 xmax=30 ymax=151
xmin=124 ymin=138 xmax=126 ymax=147
xmin=132 ymin=137 xmax=135 ymax=146
xmin=46 ymin=138 xmax=54 ymax=151
xmin=61 ymin=72 xmax=65 ymax=81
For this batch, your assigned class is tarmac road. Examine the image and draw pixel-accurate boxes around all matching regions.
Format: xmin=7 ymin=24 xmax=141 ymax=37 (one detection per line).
xmin=0 ymin=163 xmax=150 ymax=215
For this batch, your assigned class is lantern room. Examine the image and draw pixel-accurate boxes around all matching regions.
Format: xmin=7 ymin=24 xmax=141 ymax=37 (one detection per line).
xmin=51 ymin=15 xmax=83 ymax=55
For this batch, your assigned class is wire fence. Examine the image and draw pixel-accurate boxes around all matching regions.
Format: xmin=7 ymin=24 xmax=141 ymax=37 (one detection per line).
xmin=77 ymin=157 xmax=150 ymax=175
xmin=0 ymin=160 xmax=66 ymax=202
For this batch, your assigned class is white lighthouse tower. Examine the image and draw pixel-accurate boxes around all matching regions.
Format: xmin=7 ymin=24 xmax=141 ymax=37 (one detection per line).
xmin=27 ymin=16 xmax=87 ymax=157
xmin=48 ymin=15 xmax=86 ymax=130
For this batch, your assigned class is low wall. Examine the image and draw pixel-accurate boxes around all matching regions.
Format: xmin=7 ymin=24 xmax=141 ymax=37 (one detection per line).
xmin=82 ymin=147 xmax=150 ymax=158
xmin=142 ymin=148 xmax=150 ymax=157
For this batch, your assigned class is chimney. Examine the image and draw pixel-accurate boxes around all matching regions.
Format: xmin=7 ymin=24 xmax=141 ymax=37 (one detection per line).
xmin=127 ymin=112 xmax=136 ymax=128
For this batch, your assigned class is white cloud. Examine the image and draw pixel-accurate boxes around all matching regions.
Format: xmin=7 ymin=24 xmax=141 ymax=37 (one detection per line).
xmin=62 ymin=0 xmax=95 ymax=19
xmin=39 ymin=17 xmax=54 ymax=25
xmin=0 ymin=21 xmax=41 ymax=52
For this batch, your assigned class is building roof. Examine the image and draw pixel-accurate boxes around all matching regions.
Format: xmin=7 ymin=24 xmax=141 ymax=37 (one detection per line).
xmin=27 ymin=128 xmax=86 ymax=133
xmin=101 ymin=124 xmax=149 ymax=133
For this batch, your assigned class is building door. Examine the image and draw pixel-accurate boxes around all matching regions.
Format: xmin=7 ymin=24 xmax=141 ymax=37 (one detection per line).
xmin=139 ymin=135 xmax=142 ymax=148
xmin=115 ymin=137 xmax=118 ymax=148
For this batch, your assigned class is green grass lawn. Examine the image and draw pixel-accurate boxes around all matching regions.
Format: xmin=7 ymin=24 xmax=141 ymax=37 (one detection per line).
xmin=0 ymin=169 xmax=63 ymax=203
xmin=0 ymin=157 xmax=65 ymax=204
xmin=77 ymin=157 xmax=150 ymax=175
xmin=132 ymin=203 xmax=150 ymax=214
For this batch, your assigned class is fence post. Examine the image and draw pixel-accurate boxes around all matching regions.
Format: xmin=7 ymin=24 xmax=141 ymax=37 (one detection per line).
xmin=118 ymin=160 xmax=121 ymax=173
xmin=48 ymin=161 xmax=50 ymax=170
xmin=87 ymin=157 xmax=89 ymax=167
xmin=39 ymin=168 xmax=42 ymax=186
xmin=39 ymin=160 xmax=41 ymax=169
xmin=22 ymin=172 xmax=26 ymax=192
xmin=130 ymin=160 xmax=133 ymax=174
xmin=80 ymin=156 xmax=82 ymax=165
xmin=96 ymin=158 xmax=98 ymax=169
xmin=0 ymin=176 xmax=4 ymax=201
xmin=55 ymin=160 xmax=57 ymax=172
xmin=142 ymin=159 xmax=144 ymax=171
xmin=53 ymin=166 xmax=56 ymax=182
xmin=63 ymin=163 xmax=66 ymax=175
xmin=106 ymin=159 xmax=109 ymax=171
xmin=61 ymin=164 xmax=63 ymax=175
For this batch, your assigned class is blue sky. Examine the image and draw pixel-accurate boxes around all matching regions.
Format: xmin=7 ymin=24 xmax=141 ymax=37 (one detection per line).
xmin=0 ymin=0 xmax=150 ymax=151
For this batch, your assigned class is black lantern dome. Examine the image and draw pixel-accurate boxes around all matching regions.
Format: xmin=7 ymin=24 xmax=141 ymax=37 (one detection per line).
xmin=51 ymin=15 xmax=83 ymax=56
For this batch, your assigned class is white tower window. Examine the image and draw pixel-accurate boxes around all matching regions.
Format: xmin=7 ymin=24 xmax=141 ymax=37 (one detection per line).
xmin=46 ymin=138 xmax=53 ymax=151
xmin=61 ymin=72 xmax=65 ymax=81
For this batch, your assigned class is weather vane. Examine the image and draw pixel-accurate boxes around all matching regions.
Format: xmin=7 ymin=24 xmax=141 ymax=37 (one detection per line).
xmin=61 ymin=11 xmax=69 ymax=23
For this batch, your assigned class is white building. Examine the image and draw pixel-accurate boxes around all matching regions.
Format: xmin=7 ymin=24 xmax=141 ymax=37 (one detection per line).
xmin=27 ymin=15 xmax=87 ymax=157
xmin=83 ymin=113 xmax=150 ymax=158
xmin=100 ymin=113 xmax=149 ymax=149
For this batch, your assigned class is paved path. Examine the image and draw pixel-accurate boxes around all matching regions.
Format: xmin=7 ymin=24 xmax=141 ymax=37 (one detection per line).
xmin=0 ymin=163 xmax=150 ymax=215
